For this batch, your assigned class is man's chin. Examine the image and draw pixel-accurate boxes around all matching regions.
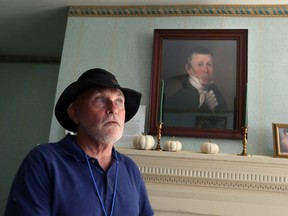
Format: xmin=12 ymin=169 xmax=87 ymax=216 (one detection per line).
xmin=105 ymin=133 xmax=123 ymax=144
xmin=200 ymin=79 xmax=211 ymax=86
xmin=104 ymin=128 xmax=123 ymax=142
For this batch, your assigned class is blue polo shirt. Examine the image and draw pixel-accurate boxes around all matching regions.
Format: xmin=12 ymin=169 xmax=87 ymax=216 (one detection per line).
xmin=5 ymin=134 xmax=154 ymax=216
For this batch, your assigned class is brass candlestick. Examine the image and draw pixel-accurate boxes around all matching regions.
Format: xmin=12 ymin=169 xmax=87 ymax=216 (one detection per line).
xmin=238 ymin=126 xmax=248 ymax=156
xmin=154 ymin=122 xmax=163 ymax=151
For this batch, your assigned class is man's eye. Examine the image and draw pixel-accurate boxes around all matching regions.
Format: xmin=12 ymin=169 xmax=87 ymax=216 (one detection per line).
xmin=116 ymin=99 xmax=124 ymax=105
xmin=95 ymin=97 xmax=105 ymax=103
xmin=115 ymin=99 xmax=125 ymax=108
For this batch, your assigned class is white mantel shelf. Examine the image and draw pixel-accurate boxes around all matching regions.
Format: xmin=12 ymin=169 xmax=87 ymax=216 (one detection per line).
xmin=117 ymin=148 xmax=288 ymax=216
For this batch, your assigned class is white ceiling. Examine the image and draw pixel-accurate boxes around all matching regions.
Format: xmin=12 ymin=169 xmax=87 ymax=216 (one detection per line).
xmin=1 ymin=0 xmax=287 ymax=57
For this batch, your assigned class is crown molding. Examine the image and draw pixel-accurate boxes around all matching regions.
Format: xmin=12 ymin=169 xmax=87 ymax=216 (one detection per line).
xmin=69 ymin=4 xmax=288 ymax=17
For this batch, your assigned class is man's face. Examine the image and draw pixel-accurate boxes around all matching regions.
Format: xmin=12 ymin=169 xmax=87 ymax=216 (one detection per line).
xmin=70 ymin=87 xmax=126 ymax=145
xmin=186 ymin=53 xmax=214 ymax=85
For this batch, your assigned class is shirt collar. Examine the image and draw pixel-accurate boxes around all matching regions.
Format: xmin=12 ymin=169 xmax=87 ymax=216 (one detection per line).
xmin=188 ymin=75 xmax=213 ymax=92
xmin=57 ymin=133 xmax=122 ymax=163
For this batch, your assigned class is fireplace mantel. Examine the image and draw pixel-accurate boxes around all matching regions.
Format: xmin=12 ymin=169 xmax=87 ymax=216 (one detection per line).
xmin=117 ymin=148 xmax=288 ymax=216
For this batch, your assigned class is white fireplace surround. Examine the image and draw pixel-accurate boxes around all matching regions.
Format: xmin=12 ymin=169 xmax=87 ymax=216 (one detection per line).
xmin=117 ymin=148 xmax=288 ymax=216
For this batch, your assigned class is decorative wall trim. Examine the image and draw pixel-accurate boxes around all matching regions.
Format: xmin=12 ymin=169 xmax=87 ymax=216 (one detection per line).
xmin=69 ymin=5 xmax=288 ymax=17
xmin=0 ymin=56 xmax=61 ymax=64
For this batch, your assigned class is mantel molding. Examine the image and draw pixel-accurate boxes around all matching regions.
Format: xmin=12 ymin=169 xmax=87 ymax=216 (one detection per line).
xmin=117 ymin=148 xmax=288 ymax=194
xmin=69 ymin=4 xmax=288 ymax=17
xmin=143 ymin=170 xmax=288 ymax=193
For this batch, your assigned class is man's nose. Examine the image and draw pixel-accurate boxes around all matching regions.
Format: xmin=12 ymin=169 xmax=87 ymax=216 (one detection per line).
xmin=203 ymin=65 xmax=209 ymax=72
xmin=107 ymin=100 xmax=119 ymax=114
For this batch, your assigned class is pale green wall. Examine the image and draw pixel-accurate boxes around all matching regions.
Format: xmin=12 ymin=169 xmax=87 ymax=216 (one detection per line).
xmin=50 ymin=16 xmax=288 ymax=156
xmin=0 ymin=63 xmax=59 ymax=215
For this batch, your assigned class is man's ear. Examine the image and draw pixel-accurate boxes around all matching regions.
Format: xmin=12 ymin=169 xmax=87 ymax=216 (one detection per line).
xmin=67 ymin=103 xmax=79 ymax=124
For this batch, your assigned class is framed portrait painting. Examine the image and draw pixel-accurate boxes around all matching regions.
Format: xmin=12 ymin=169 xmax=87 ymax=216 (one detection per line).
xmin=272 ymin=123 xmax=288 ymax=158
xmin=148 ymin=29 xmax=248 ymax=139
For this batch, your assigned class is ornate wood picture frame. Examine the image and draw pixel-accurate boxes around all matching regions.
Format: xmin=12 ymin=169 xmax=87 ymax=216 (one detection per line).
xmin=149 ymin=29 xmax=248 ymax=139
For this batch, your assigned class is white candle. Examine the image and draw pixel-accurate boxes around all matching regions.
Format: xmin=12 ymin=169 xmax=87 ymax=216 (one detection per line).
xmin=244 ymin=83 xmax=248 ymax=127
xmin=159 ymin=80 xmax=164 ymax=123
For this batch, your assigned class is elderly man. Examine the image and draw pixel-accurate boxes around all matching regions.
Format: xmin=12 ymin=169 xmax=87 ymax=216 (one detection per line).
xmin=5 ymin=68 xmax=154 ymax=216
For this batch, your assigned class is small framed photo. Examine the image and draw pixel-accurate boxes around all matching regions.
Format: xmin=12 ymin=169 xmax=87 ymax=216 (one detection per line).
xmin=272 ymin=123 xmax=288 ymax=158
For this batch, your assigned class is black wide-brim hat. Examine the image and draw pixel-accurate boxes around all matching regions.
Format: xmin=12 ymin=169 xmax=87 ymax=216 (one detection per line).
xmin=55 ymin=68 xmax=142 ymax=132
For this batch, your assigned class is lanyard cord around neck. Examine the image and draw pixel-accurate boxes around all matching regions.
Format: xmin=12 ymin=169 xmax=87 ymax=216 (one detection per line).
xmin=85 ymin=154 xmax=119 ymax=216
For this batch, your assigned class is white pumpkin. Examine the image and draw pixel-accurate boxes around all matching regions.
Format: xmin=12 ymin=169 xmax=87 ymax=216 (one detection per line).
xmin=163 ymin=137 xmax=182 ymax=152
xmin=200 ymin=140 xmax=219 ymax=154
xmin=133 ymin=134 xmax=155 ymax=150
